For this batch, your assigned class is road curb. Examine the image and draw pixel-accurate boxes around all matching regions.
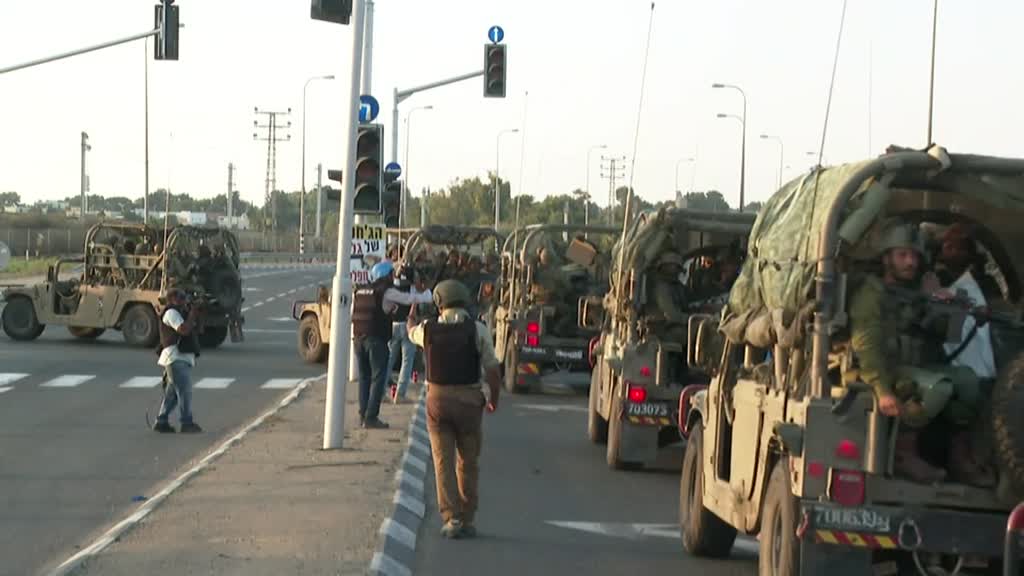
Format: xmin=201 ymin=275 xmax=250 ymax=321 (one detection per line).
xmin=369 ymin=387 xmax=431 ymax=576
xmin=49 ymin=374 xmax=323 ymax=576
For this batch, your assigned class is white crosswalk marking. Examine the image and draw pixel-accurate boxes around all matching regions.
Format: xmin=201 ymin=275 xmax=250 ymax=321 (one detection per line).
xmin=120 ymin=376 xmax=163 ymax=389
xmin=0 ymin=373 xmax=29 ymax=386
xmin=261 ymin=378 xmax=301 ymax=389
xmin=41 ymin=375 xmax=96 ymax=388
xmin=0 ymin=386 xmax=12 ymax=394
xmin=194 ymin=377 xmax=234 ymax=389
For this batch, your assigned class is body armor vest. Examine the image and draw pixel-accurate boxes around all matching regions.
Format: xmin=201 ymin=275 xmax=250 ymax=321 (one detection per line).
xmin=158 ymin=304 xmax=200 ymax=356
xmin=352 ymin=284 xmax=390 ymax=339
xmin=424 ymin=317 xmax=480 ymax=385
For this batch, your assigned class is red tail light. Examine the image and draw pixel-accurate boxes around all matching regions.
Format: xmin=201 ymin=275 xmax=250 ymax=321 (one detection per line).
xmin=526 ymin=322 xmax=540 ymax=334
xmin=526 ymin=335 xmax=539 ymax=347
xmin=835 ymin=439 xmax=860 ymax=461
xmin=627 ymin=384 xmax=647 ymax=404
xmin=807 ymin=461 xmax=826 ymax=478
xmin=639 ymin=365 xmax=652 ymax=378
xmin=829 ymin=469 xmax=865 ymax=506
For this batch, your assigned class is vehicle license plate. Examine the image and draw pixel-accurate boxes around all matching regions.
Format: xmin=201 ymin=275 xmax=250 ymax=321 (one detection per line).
xmin=626 ymin=402 xmax=669 ymax=418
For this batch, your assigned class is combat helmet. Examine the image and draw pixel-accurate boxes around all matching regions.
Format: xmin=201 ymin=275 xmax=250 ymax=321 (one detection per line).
xmin=876 ymin=222 xmax=924 ymax=255
xmin=433 ymin=279 xmax=471 ymax=310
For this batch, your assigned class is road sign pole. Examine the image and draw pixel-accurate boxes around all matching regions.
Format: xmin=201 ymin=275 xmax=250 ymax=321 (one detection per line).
xmin=324 ymin=0 xmax=366 ymax=450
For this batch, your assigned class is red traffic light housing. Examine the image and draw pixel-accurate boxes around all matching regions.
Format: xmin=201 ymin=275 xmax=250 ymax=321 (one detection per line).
xmin=483 ymin=44 xmax=507 ymax=98
xmin=353 ymin=124 xmax=383 ymax=214
xmin=382 ymin=180 xmax=402 ymax=228
xmin=154 ymin=0 xmax=179 ymax=61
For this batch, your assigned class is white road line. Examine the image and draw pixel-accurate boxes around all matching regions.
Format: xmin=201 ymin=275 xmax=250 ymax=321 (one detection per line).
xmin=194 ymin=378 xmax=234 ymax=389
xmin=252 ymin=301 xmax=264 ymax=308
xmin=0 ymin=373 xmax=29 ymax=386
xmin=119 ymin=376 xmax=163 ymax=389
xmin=276 ymin=292 xmax=287 ymax=298
xmin=244 ymin=328 xmax=294 ymax=334
xmin=0 ymin=386 xmax=12 ymax=394
xmin=261 ymin=378 xmax=301 ymax=389
xmin=265 ymin=296 xmax=277 ymax=302
xmin=41 ymin=375 xmax=95 ymax=388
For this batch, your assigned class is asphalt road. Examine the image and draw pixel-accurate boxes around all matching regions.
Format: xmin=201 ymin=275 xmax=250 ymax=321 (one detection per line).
xmin=413 ymin=379 xmax=759 ymax=576
xmin=0 ymin=265 xmax=333 ymax=576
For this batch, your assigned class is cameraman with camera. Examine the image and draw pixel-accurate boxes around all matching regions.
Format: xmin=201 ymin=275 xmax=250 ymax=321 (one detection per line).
xmin=153 ymin=287 xmax=203 ymax=434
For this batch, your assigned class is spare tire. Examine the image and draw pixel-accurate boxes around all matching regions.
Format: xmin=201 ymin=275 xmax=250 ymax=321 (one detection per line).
xmin=991 ymin=352 xmax=1024 ymax=498
xmin=206 ymin=267 xmax=242 ymax=310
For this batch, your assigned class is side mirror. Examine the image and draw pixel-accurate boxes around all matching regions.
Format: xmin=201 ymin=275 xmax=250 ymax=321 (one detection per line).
xmin=579 ymin=296 xmax=604 ymax=330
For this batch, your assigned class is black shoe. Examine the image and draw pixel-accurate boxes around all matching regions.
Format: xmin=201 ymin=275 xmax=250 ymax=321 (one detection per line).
xmin=362 ymin=417 xmax=389 ymax=429
xmin=179 ymin=422 xmax=203 ymax=434
xmin=153 ymin=421 xmax=175 ymax=434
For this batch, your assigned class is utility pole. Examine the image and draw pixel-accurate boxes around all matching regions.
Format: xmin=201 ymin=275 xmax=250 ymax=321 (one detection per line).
xmin=315 ymin=162 xmax=323 ymax=238
xmin=226 ymin=162 xmax=234 ymax=228
xmin=362 ymin=0 xmax=374 ymax=94
xmin=563 ymin=200 xmax=570 ymax=242
xmin=80 ymin=132 xmax=91 ymax=217
xmin=253 ymin=108 xmax=291 ymax=249
xmin=144 ymin=41 xmax=150 ymax=223
xmin=600 ymin=155 xmax=626 ymax=226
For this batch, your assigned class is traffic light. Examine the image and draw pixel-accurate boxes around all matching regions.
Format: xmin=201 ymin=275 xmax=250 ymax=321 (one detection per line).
xmin=311 ymin=0 xmax=352 ymax=25
xmin=382 ymin=180 xmax=401 ymax=228
xmin=353 ymin=124 xmax=383 ymax=214
xmin=325 ymin=170 xmax=343 ymax=201
xmin=154 ymin=0 xmax=179 ymax=61
xmin=483 ymin=44 xmax=507 ymax=98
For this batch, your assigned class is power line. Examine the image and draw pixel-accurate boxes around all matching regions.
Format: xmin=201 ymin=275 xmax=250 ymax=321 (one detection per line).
xmin=253 ymin=108 xmax=292 ymax=245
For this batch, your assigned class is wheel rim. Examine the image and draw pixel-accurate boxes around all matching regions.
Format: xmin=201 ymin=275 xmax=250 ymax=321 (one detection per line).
xmin=128 ymin=314 xmax=151 ymax=341
xmin=771 ymin=505 xmax=783 ymax=572
xmin=304 ymin=326 xmax=319 ymax=350
xmin=8 ymin=303 xmax=32 ymax=331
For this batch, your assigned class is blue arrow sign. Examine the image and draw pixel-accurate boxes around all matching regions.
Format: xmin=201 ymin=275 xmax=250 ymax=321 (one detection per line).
xmin=359 ymin=94 xmax=380 ymax=123
xmin=384 ymin=162 xmax=402 ymax=178
xmin=488 ymin=25 xmax=504 ymax=44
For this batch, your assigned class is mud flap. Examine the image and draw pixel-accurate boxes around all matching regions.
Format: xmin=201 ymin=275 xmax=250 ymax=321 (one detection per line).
xmin=619 ymin=420 xmax=659 ymax=464
xmin=516 ymin=363 xmax=541 ymax=390
xmin=800 ymin=541 xmax=873 ymax=576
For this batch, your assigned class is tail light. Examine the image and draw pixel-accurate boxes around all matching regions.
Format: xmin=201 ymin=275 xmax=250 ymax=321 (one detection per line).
xmin=828 ymin=469 xmax=866 ymax=506
xmin=835 ymin=439 xmax=861 ymax=461
xmin=627 ymin=384 xmax=647 ymax=404
xmin=526 ymin=335 xmax=539 ymax=347
xmin=639 ymin=365 xmax=652 ymax=378
xmin=526 ymin=322 xmax=540 ymax=334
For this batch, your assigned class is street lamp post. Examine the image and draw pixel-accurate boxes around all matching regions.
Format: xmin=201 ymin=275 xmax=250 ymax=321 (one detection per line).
xmin=716 ymin=112 xmax=745 ymax=210
xmin=760 ymin=134 xmax=784 ymax=189
xmin=585 ymin=144 xmax=607 ymax=230
xmin=495 ymin=128 xmax=519 ymax=232
xmin=402 ymin=105 xmax=433 ymax=229
xmin=712 ymin=83 xmax=747 ymax=211
xmin=301 ymin=74 xmax=334 ymax=253
xmin=675 ymin=156 xmax=695 ymax=194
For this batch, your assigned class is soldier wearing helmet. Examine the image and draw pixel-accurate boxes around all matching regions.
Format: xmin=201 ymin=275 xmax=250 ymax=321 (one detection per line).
xmin=407 ymin=279 xmax=501 ymax=540
xmin=351 ymin=260 xmax=433 ymax=429
xmin=843 ymin=221 xmax=993 ymax=486
xmin=645 ymin=250 xmax=688 ymax=342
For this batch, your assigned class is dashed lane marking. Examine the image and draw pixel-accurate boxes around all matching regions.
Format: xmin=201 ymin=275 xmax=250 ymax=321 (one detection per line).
xmin=261 ymin=378 xmax=302 ymax=389
xmin=119 ymin=377 xmax=164 ymax=389
xmin=0 ymin=373 xmax=29 ymax=386
xmin=0 ymin=386 xmax=12 ymax=394
xmin=41 ymin=375 xmax=96 ymax=388
xmin=194 ymin=378 xmax=235 ymax=389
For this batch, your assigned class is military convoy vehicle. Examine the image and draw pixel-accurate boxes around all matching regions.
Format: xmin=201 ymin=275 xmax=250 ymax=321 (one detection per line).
xmin=293 ymin=225 xmax=503 ymax=363
xmin=585 ymin=208 xmax=755 ymax=469
xmin=494 ymin=224 xmax=620 ymax=394
xmin=679 ymin=147 xmax=1024 ymax=574
xmin=1 ymin=223 xmax=244 ymax=348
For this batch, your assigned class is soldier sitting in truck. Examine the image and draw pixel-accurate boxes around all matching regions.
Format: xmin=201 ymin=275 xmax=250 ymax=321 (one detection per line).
xmin=644 ymin=251 xmax=688 ymax=343
xmin=842 ymin=221 xmax=994 ymax=487
xmin=530 ymin=247 xmax=573 ymax=336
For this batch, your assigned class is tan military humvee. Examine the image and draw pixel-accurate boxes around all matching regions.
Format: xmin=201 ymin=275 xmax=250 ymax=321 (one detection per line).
xmin=680 ymin=147 xmax=1024 ymax=574
xmin=1 ymin=223 xmax=244 ymax=348
xmin=585 ymin=207 xmax=755 ymax=469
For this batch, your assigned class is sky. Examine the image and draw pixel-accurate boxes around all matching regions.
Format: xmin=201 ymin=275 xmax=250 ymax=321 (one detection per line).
xmin=1 ymin=0 xmax=1022 ymax=212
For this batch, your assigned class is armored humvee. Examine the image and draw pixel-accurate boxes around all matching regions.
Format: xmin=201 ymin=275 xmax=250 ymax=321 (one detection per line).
xmin=679 ymin=147 xmax=1024 ymax=574
xmin=293 ymin=225 xmax=504 ymax=363
xmin=1 ymin=223 xmax=244 ymax=348
xmin=494 ymin=224 xmax=620 ymax=394
xmin=585 ymin=207 xmax=755 ymax=469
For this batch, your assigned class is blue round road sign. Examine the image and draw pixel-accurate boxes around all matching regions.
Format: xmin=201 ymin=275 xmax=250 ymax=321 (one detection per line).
xmin=359 ymin=94 xmax=380 ymax=123
xmin=488 ymin=25 xmax=504 ymax=44
xmin=384 ymin=162 xmax=402 ymax=178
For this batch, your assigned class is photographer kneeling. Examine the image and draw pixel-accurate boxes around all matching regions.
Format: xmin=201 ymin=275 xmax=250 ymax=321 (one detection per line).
xmin=153 ymin=287 xmax=203 ymax=434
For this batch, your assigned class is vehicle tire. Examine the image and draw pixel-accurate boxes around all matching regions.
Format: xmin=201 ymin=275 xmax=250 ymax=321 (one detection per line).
xmin=760 ymin=458 xmax=801 ymax=576
xmin=606 ymin=387 xmax=641 ymax=470
xmin=198 ymin=325 xmax=228 ymax=349
xmin=2 ymin=297 xmax=44 ymax=341
xmin=588 ymin=367 xmax=609 ymax=444
xmin=680 ymin=424 xmax=737 ymax=557
xmin=992 ymin=352 xmax=1024 ymax=500
xmin=122 ymin=304 xmax=160 ymax=348
xmin=297 ymin=315 xmax=327 ymax=363
xmin=68 ymin=326 xmax=105 ymax=339
xmin=207 ymin=267 xmax=242 ymax=310
xmin=503 ymin=339 xmax=525 ymax=393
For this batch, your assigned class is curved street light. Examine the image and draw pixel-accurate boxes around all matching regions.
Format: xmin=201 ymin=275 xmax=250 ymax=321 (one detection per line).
xmin=712 ymin=83 xmax=747 ymax=210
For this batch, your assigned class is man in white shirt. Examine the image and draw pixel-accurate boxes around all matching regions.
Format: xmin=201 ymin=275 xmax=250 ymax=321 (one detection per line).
xmin=385 ymin=266 xmax=429 ymax=404
xmin=154 ymin=288 xmax=203 ymax=434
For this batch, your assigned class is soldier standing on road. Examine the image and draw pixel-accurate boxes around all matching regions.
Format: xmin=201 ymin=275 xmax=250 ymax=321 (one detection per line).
xmin=385 ymin=265 xmax=428 ymax=404
xmin=408 ymin=279 xmax=501 ymax=539
xmin=354 ymin=261 xmax=433 ymax=428
xmin=153 ymin=288 xmax=203 ymax=434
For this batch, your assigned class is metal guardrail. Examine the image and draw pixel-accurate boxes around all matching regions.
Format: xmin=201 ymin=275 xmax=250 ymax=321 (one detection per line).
xmin=238 ymin=252 xmax=335 ymax=265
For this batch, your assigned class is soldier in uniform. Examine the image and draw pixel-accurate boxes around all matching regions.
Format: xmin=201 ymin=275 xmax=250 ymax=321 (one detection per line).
xmin=530 ymin=247 xmax=574 ymax=336
xmin=407 ymin=280 xmax=501 ymax=539
xmin=844 ymin=223 xmax=993 ymax=486
xmin=645 ymin=251 xmax=688 ymax=342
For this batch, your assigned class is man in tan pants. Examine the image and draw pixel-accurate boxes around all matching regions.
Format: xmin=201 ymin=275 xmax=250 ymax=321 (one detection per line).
xmin=408 ymin=279 xmax=501 ymax=539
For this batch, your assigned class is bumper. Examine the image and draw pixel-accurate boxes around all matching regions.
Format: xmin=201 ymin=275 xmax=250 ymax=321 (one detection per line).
xmin=801 ymin=501 xmax=1009 ymax=557
xmin=518 ymin=343 xmax=589 ymax=366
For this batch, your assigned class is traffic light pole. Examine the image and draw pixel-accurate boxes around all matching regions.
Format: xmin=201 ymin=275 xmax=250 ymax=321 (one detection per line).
xmin=0 ymin=28 xmax=159 ymax=75
xmin=390 ymin=69 xmax=484 ymax=163
xmin=324 ymin=0 xmax=367 ymax=450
